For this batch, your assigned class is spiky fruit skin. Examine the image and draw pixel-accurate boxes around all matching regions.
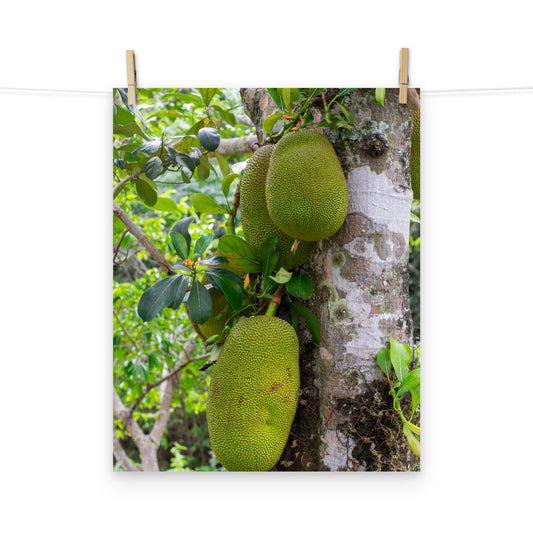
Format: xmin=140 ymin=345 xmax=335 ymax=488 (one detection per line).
xmin=411 ymin=110 xmax=420 ymax=200
xmin=240 ymin=145 xmax=316 ymax=270
xmin=266 ymin=130 xmax=348 ymax=241
xmin=197 ymin=287 xmax=232 ymax=339
xmin=206 ymin=316 xmax=300 ymax=471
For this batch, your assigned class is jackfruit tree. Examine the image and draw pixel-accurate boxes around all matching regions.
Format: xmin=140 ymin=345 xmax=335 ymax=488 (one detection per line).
xmin=112 ymin=87 xmax=420 ymax=472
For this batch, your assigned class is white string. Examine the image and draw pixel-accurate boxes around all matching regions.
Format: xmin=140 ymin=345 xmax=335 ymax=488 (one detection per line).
xmin=0 ymin=86 xmax=532 ymax=97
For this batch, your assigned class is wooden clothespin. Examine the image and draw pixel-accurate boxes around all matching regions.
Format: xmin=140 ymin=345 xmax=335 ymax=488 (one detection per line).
xmin=399 ymin=48 xmax=409 ymax=104
xmin=126 ymin=50 xmax=137 ymax=105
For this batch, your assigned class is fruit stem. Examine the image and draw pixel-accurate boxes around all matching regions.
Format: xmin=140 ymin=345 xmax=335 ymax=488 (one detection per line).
xmin=264 ymin=284 xmax=287 ymax=317
xmin=225 ymin=180 xmax=241 ymax=236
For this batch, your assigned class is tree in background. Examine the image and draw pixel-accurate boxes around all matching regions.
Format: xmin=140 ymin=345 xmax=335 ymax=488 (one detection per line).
xmin=112 ymin=88 xmax=420 ymax=472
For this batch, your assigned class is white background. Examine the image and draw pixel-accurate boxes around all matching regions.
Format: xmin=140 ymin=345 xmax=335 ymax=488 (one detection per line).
xmin=1 ymin=1 xmax=531 ymax=531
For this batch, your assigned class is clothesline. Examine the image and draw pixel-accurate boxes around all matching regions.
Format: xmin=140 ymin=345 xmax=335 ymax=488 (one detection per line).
xmin=0 ymin=86 xmax=532 ymax=98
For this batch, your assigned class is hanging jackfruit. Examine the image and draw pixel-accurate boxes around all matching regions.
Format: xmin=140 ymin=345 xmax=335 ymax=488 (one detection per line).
xmin=206 ymin=315 xmax=300 ymax=471
xmin=240 ymin=144 xmax=316 ymax=270
xmin=266 ymin=130 xmax=348 ymax=241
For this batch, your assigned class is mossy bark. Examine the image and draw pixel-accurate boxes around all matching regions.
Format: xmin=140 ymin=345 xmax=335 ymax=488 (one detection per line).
xmin=241 ymin=88 xmax=415 ymax=471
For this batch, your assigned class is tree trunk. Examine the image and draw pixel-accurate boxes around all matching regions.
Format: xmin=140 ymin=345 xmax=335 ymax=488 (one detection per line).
xmin=241 ymin=88 xmax=415 ymax=471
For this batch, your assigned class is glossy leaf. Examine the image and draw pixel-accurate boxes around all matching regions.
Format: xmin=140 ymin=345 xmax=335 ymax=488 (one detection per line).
xmin=187 ymin=281 xmax=212 ymax=324
xmin=200 ymin=255 xmax=229 ymax=266
xmin=291 ymin=302 xmax=321 ymax=344
xmin=137 ymin=274 xmax=188 ymax=322
xmin=168 ymin=149 xmax=197 ymax=173
xmin=198 ymin=88 xmax=218 ymax=108
xmin=214 ymin=152 xmax=230 ymax=177
xmin=217 ymin=235 xmax=261 ymax=273
xmin=281 ymin=88 xmax=291 ymax=112
xmin=149 ymin=197 xmax=179 ymax=213
xmin=270 ymin=267 xmax=291 ymax=284
xmin=170 ymin=232 xmax=189 ymax=260
xmin=205 ymin=267 xmax=245 ymax=310
xmin=171 ymin=216 xmax=194 ymax=253
xmin=221 ymin=173 xmax=240 ymax=199
xmin=198 ymin=128 xmax=220 ymax=152
xmin=375 ymin=88 xmax=386 ymax=107
xmin=135 ymin=175 xmax=157 ymax=206
xmin=263 ymin=112 xmax=285 ymax=134
xmin=189 ymin=193 xmax=228 ymax=214
xmin=193 ymin=233 xmax=213 ymax=258
xmin=395 ymin=368 xmax=421 ymax=400
xmin=376 ymin=348 xmax=392 ymax=378
xmin=267 ymin=88 xmax=283 ymax=110
xmin=132 ymin=139 xmax=161 ymax=157
xmin=258 ymin=236 xmax=278 ymax=278
xmin=286 ymin=269 xmax=313 ymax=299
xmin=144 ymin=156 xmax=164 ymax=180
xmin=390 ymin=338 xmax=412 ymax=382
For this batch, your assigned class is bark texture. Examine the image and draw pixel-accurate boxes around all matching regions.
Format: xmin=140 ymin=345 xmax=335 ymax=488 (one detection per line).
xmin=241 ymin=88 xmax=415 ymax=471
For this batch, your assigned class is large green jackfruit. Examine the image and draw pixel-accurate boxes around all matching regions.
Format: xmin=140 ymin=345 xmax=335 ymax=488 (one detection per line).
xmin=411 ymin=110 xmax=420 ymax=200
xmin=240 ymin=145 xmax=316 ymax=270
xmin=266 ymin=130 xmax=348 ymax=241
xmin=206 ymin=315 xmax=300 ymax=471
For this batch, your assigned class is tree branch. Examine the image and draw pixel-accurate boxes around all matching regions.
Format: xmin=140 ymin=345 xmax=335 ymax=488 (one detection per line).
xmin=214 ymin=134 xmax=258 ymax=157
xmin=112 ymin=424 xmax=140 ymax=472
xmin=127 ymin=341 xmax=203 ymax=418
xmin=113 ymin=388 xmax=147 ymax=450
xmin=112 ymin=201 xmax=176 ymax=275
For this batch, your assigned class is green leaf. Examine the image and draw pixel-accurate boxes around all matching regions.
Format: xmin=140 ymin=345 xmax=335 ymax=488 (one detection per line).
xmin=217 ymin=235 xmax=261 ymax=273
xmin=280 ymin=88 xmax=291 ymax=112
xmin=189 ymin=193 xmax=228 ymax=214
xmin=286 ymin=269 xmax=313 ymax=299
xmin=325 ymin=112 xmax=352 ymax=129
xmin=270 ymin=267 xmax=292 ymax=284
xmin=263 ymin=112 xmax=285 ymax=135
xmin=113 ymin=122 xmax=150 ymax=140
xmin=205 ymin=267 xmax=245 ymax=310
xmin=173 ymin=93 xmax=204 ymax=107
xmin=170 ymin=232 xmax=189 ymax=260
xmin=193 ymin=233 xmax=213 ymax=258
xmin=149 ymin=197 xmax=179 ymax=213
xmin=144 ymin=156 xmax=164 ymax=180
xmin=214 ymin=152 xmax=230 ymax=177
xmin=258 ymin=236 xmax=278 ymax=278
xmin=403 ymin=424 xmax=420 ymax=458
xmin=221 ymin=173 xmax=240 ymax=199
xmin=376 ymin=348 xmax=392 ymax=378
xmin=171 ymin=216 xmax=194 ymax=253
xmin=198 ymin=128 xmax=220 ymax=152
xmin=137 ymin=275 xmax=188 ymax=322
xmin=196 ymin=156 xmax=211 ymax=180
xmin=411 ymin=383 xmax=421 ymax=417
xmin=267 ymin=88 xmax=283 ymax=110
xmin=113 ymin=104 xmax=136 ymax=126
xmin=390 ymin=338 xmax=412 ymax=382
xmin=395 ymin=368 xmax=421 ymax=400
xmin=168 ymin=149 xmax=197 ymax=173
xmin=213 ymin=105 xmax=236 ymax=127
xmin=187 ymin=281 xmax=212 ymax=324
xmin=135 ymin=175 xmax=157 ymax=206
xmin=375 ymin=88 xmax=386 ymax=107
xmin=200 ymin=255 xmax=228 ymax=266
xmin=335 ymin=102 xmax=355 ymax=124
xmin=291 ymin=302 xmax=321 ymax=344
xmin=410 ymin=211 xmax=421 ymax=224
xmin=113 ymin=214 xmax=125 ymax=235
xmin=132 ymin=139 xmax=161 ymax=157
xmin=198 ymin=88 xmax=218 ymax=108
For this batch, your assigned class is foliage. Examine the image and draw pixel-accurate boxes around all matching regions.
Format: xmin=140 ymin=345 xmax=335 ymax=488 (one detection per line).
xmin=376 ymin=338 xmax=421 ymax=458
